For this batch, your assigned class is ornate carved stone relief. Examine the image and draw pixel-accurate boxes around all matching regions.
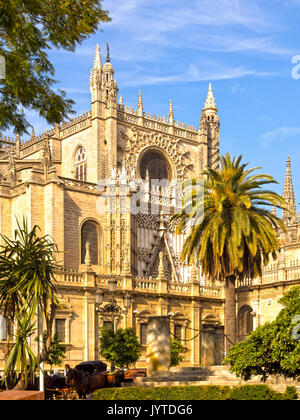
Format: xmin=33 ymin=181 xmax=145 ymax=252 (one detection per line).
xmin=121 ymin=128 xmax=194 ymax=179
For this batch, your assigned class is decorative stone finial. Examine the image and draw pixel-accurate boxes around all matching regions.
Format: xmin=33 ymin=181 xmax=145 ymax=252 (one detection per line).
xmin=190 ymin=261 xmax=197 ymax=282
xmin=138 ymin=90 xmax=143 ymax=116
xmin=41 ymin=138 xmax=52 ymax=178
xmin=8 ymin=148 xmax=17 ymax=187
xmin=158 ymin=251 xmax=165 ymax=278
xmin=55 ymin=123 xmax=60 ymax=137
xmin=15 ymin=133 xmax=20 ymax=157
xmin=168 ymin=99 xmax=174 ymax=123
xmin=106 ymin=42 xmax=110 ymax=63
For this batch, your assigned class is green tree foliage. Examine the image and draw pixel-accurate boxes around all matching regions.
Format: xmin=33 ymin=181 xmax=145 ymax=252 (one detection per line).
xmin=2 ymin=312 xmax=39 ymax=389
xmin=223 ymin=287 xmax=300 ymax=381
xmin=170 ymin=339 xmax=186 ymax=367
xmin=37 ymin=332 xmax=66 ymax=368
xmin=172 ymin=153 xmax=286 ymax=349
xmin=0 ymin=0 xmax=111 ymax=134
xmin=99 ymin=327 xmax=141 ymax=370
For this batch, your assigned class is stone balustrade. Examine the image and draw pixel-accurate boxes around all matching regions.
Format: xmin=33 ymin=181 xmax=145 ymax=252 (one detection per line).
xmin=55 ymin=262 xmax=300 ymax=294
xmin=133 ymin=277 xmax=158 ymax=291
xmin=55 ymin=260 xmax=298 ymax=291
xmin=169 ymin=282 xmax=191 ymax=294
xmin=200 ymin=285 xmax=223 ymax=297
xmin=55 ymin=270 xmax=224 ymax=299
xmin=237 ymin=259 xmax=300 ymax=288
xmin=55 ymin=270 xmax=83 ymax=284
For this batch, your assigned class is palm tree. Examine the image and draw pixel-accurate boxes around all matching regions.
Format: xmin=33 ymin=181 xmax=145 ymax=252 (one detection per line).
xmin=172 ymin=154 xmax=286 ymax=353
xmin=3 ymin=312 xmax=39 ymax=389
xmin=0 ymin=219 xmax=61 ymax=381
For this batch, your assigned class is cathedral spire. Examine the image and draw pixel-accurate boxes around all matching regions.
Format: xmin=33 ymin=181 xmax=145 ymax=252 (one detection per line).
xmin=282 ymin=157 xmax=297 ymax=223
xmin=199 ymin=83 xmax=220 ymax=171
xmin=93 ymin=44 xmax=102 ymax=70
xmin=90 ymin=44 xmax=104 ymax=118
xmin=203 ymin=82 xmax=217 ymax=112
xmin=90 ymin=45 xmax=102 ymax=88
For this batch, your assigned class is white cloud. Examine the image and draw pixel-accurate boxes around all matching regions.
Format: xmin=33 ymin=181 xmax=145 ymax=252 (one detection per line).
xmin=50 ymin=0 xmax=295 ymax=65
xmin=106 ymin=0 xmax=267 ymax=31
xmin=259 ymin=126 xmax=300 ymax=148
xmin=117 ymin=63 xmax=275 ymax=87
xmin=103 ymin=0 xmax=287 ymax=55
xmin=184 ymin=34 xmax=295 ymax=56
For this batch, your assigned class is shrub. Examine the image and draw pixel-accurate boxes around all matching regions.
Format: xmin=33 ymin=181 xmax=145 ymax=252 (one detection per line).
xmin=229 ymin=385 xmax=297 ymax=400
xmin=170 ymin=340 xmax=186 ymax=367
xmin=224 ymin=287 xmax=300 ymax=381
xmin=93 ymin=385 xmax=298 ymax=401
xmin=99 ymin=327 xmax=141 ymax=370
xmin=284 ymin=386 xmax=299 ymax=400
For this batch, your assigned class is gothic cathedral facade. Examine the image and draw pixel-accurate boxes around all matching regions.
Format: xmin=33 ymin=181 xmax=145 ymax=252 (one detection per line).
xmin=0 ymin=45 xmax=299 ymax=369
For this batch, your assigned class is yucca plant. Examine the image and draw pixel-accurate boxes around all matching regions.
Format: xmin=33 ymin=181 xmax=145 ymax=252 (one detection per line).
xmin=172 ymin=154 xmax=286 ymax=352
xmin=2 ymin=312 xmax=39 ymax=389
xmin=0 ymin=218 xmax=61 ymax=374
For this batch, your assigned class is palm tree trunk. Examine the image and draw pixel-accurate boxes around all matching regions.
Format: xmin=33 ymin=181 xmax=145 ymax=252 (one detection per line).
xmin=37 ymin=301 xmax=57 ymax=365
xmin=14 ymin=350 xmax=26 ymax=390
xmin=225 ymin=275 xmax=237 ymax=354
xmin=4 ymin=319 xmax=11 ymax=358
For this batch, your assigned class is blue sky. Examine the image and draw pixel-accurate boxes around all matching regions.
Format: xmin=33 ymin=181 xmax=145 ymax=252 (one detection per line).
xmin=7 ymin=0 xmax=300 ymax=205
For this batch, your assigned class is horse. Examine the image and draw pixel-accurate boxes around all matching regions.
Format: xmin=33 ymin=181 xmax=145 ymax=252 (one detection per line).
xmin=64 ymin=364 xmax=106 ymax=399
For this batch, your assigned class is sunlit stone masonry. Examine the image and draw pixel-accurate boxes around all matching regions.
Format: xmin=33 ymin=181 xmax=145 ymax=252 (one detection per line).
xmin=0 ymin=44 xmax=298 ymax=370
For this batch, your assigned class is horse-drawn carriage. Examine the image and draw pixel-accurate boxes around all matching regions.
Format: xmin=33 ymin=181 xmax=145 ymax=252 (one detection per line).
xmin=45 ymin=361 xmax=147 ymax=400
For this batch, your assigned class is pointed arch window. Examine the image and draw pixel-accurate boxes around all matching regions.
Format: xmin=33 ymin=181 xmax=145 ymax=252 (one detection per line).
xmin=75 ymin=146 xmax=87 ymax=181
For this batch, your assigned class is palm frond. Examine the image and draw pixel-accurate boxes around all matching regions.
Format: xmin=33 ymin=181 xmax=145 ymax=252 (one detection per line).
xmin=174 ymin=153 xmax=287 ymax=282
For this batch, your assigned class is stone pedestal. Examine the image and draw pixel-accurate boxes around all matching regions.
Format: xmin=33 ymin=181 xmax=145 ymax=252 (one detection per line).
xmin=146 ymin=316 xmax=171 ymax=376
xmin=201 ymin=324 xmax=224 ymax=366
